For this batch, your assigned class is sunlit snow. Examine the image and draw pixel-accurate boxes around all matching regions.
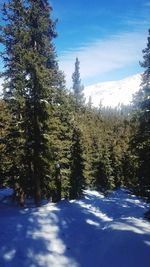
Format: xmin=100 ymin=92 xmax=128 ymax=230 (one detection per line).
xmin=0 ymin=188 xmax=150 ymax=267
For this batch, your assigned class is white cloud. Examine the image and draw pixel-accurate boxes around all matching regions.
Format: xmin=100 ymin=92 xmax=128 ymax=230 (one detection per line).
xmin=144 ymin=2 xmax=150 ymax=7
xmin=59 ymin=30 xmax=147 ymax=86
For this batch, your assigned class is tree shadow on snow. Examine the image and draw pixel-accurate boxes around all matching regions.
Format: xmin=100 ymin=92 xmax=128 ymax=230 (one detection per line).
xmin=0 ymin=201 xmax=80 ymax=267
xmin=55 ymin=197 xmax=150 ymax=267
xmin=0 ymin=190 xmax=150 ymax=267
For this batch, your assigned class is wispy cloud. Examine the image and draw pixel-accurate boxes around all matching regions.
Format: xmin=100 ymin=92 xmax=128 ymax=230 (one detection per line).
xmin=144 ymin=2 xmax=150 ymax=7
xmin=59 ymin=30 xmax=147 ymax=86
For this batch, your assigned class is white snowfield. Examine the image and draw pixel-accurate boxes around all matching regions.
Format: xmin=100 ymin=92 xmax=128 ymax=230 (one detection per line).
xmin=84 ymin=73 xmax=142 ymax=107
xmin=0 ymin=188 xmax=150 ymax=267
xmin=0 ymin=78 xmax=4 ymax=98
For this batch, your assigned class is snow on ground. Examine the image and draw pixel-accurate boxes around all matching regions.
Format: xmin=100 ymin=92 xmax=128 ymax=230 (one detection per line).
xmin=0 ymin=188 xmax=14 ymax=202
xmin=0 ymin=188 xmax=150 ymax=267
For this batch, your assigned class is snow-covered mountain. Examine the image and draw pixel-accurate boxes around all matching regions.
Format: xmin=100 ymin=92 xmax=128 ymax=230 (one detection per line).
xmin=0 ymin=78 xmax=3 ymax=97
xmin=84 ymin=73 xmax=142 ymax=108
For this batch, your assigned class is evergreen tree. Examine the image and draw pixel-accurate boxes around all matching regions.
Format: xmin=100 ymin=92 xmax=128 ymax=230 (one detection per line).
xmin=70 ymin=122 xmax=85 ymax=199
xmin=96 ymin=147 xmax=114 ymax=192
xmin=0 ymin=100 xmax=12 ymax=187
xmin=57 ymin=92 xmax=74 ymax=200
xmin=0 ymin=0 xmax=65 ymax=204
xmin=131 ymin=29 xmax=150 ymax=198
xmin=72 ymin=57 xmax=85 ymax=109
xmin=25 ymin=0 xmax=64 ymax=204
xmin=47 ymin=89 xmax=73 ymax=201
xmin=0 ymin=0 xmax=29 ymax=205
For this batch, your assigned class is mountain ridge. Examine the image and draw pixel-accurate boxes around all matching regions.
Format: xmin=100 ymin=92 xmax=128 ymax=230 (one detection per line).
xmin=84 ymin=73 xmax=142 ymax=107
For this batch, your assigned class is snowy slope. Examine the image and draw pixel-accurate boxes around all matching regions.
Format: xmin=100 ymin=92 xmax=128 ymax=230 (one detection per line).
xmin=84 ymin=73 xmax=142 ymax=108
xmin=0 ymin=188 xmax=150 ymax=267
xmin=0 ymin=78 xmax=3 ymax=97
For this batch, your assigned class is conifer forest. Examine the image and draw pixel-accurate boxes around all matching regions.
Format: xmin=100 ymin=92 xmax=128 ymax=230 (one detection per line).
xmin=0 ymin=0 xmax=149 ymax=212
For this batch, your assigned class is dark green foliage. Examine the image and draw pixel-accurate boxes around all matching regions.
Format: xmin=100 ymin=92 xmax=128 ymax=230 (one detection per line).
xmin=70 ymin=122 xmax=85 ymax=199
xmin=69 ymin=61 xmax=86 ymax=199
xmin=77 ymin=104 xmax=133 ymax=193
xmin=0 ymin=0 xmax=65 ymax=204
xmin=0 ymin=0 xmax=28 ymax=196
xmin=72 ymin=57 xmax=85 ymax=109
xmin=0 ymin=100 xmax=12 ymax=187
xmin=96 ymin=148 xmax=114 ymax=191
xmin=122 ymin=151 xmax=139 ymax=189
xmin=47 ymin=89 xmax=73 ymax=200
xmin=129 ymin=30 xmax=150 ymax=199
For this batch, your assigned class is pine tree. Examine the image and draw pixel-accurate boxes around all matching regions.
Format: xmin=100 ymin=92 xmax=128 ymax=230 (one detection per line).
xmin=70 ymin=59 xmax=86 ymax=199
xmin=96 ymin=148 xmax=114 ymax=192
xmin=72 ymin=57 xmax=85 ymax=109
xmin=131 ymin=29 xmax=150 ymax=198
xmin=70 ymin=122 xmax=85 ymax=199
xmin=57 ymin=92 xmax=74 ymax=200
xmin=47 ymin=89 xmax=73 ymax=201
xmin=0 ymin=0 xmax=65 ymax=204
xmin=0 ymin=100 xmax=12 ymax=187
xmin=0 ymin=0 xmax=29 ymax=205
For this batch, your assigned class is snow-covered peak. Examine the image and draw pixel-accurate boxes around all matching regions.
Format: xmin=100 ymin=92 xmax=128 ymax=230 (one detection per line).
xmin=84 ymin=73 xmax=142 ymax=108
xmin=0 ymin=78 xmax=3 ymax=97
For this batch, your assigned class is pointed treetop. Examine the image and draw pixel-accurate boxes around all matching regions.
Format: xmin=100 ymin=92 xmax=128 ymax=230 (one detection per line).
xmin=72 ymin=57 xmax=85 ymax=108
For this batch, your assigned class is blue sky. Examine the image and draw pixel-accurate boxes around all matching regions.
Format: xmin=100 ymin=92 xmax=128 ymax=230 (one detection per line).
xmin=50 ymin=0 xmax=150 ymax=86
xmin=0 ymin=0 xmax=150 ymax=86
